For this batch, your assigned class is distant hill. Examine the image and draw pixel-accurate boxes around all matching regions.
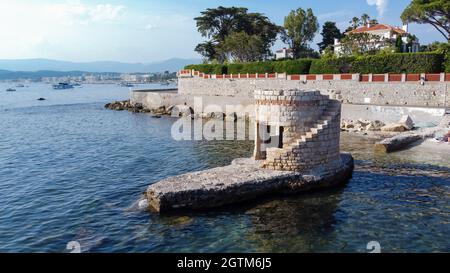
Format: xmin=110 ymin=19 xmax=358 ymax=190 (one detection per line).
xmin=0 ymin=58 xmax=202 ymax=73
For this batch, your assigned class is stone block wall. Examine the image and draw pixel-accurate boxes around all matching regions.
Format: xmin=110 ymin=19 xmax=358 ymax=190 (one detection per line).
xmin=254 ymin=89 xmax=342 ymax=173
xmin=178 ymin=77 xmax=450 ymax=108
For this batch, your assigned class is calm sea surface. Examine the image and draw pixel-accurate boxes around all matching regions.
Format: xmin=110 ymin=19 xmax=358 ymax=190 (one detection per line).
xmin=0 ymin=82 xmax=448 ymax=253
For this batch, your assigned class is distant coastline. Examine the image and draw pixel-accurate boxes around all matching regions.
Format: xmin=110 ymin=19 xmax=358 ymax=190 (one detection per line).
xmin=0 ymin=69 xmax=178 ymax=84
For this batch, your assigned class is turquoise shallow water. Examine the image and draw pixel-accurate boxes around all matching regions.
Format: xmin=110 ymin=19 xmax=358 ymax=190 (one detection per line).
xmin=0 ymin=83 xmax=448 ymax=253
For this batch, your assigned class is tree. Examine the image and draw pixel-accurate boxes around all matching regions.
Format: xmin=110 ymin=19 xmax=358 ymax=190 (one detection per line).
xmin=395 ymin=35 xmax=404 ymax=52
xmin=401 ymin=0 xmax=450 ymax=41
xmin=345 ymin=14 xmax=378 ymax=33
xmin=216 ymin=32 xmax=266 ymax=62
xmin=195 ymin=42 xmax=218 ymax=62
xmin=194 ymin=6 xmax=281 ymax=62
xmin=361 ymin=13 xmax=370 ymax=26
xmin=405 ymin=34 xmax=419 ymax=52
xmin=420 ymin=41 xmax=450 ymax=52
xmin=349 ymin=17 xmax=361 ymax=30
xmin=282 ymin=8 xmax=319 ymax=58
xmin=369 ymin=18 xmax=379 ymax=25
xmin=317 ymin=21 xmax=343 ymax=53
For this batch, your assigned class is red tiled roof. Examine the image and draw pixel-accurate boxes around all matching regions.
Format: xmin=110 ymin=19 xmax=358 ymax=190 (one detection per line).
xmin=347 ymin=24 xmax=407 ymax=35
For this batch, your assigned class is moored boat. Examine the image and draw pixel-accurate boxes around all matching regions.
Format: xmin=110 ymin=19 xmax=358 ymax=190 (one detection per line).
xmin=119 ymin=82 xmax=134 ymax=87
xmin=53 ymin=83 xmax=74 ymax=90
xmin=6 ymin=88 xmax=16 ymax=92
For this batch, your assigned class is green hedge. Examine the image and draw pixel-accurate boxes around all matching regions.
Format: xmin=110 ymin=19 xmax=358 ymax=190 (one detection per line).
xmin=186 ymin=59 xmax=312 ymax=75
xmin=350 ymin=53 xmax=444 ymax=74
xmin=272 ymin=59 xmax=312 ymax=74
xmin=228 ymin=61 xmax=274 ymax=74
xmin=445 ymin=51 xmax=450 ymax=73
xmin=309 ymin=57 xmax=356 ymax=74
xmin=184 ymin=64 xmax=227 ymax=75
xmin=186 ymin=53 xmax=446 ymax=75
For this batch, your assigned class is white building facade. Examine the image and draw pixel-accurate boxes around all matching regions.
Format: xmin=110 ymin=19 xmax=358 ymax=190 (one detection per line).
xmin=275 ymin=48 xmax=294 ymax=60
xmin=334 ymin=24 xmax=420 ymax=56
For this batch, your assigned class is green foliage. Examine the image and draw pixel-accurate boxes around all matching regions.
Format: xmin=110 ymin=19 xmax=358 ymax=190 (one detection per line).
xmin=445 ymin=51 xmax=450 ymax=72
xmin=434 ymin=43 xmax=450 ymax=72
xmin=401 ymin=0 xmax=450 ymax=41
xmin=346 ymin=14 xmax=378 ymax=32
xmin=282 ymin=8 xmax=319 ymax=58
xmin=272 ymin=59 xmax=312 ymax=74
xmin=194 ymin=6 xmax=282 ymax=62
xmin=217 ymin=32 xmax=267 ymax=62
xmin=184 ymin=64 xmax=227 ymax=74
xmin=186 ymin=59 xmax=312 ymax=75
xmin=350 ymin=52 xmax=444 ymax=73
xmin=228 ymin=62 xmax=274 ymax=74
xmin=420 ymin=41 xmax=450 ymax=52
xmin=317 ymin=21 xmax=342 ymax=52
xmin=309 ymin=57 xmax=356 ymax=74
xmin=186 ymin=52 xmax=446 ymax=74
xmin=339 ymin=33 xmax=393 ymax=56
xmin=395 ymin=36 xmax=404 ymax=53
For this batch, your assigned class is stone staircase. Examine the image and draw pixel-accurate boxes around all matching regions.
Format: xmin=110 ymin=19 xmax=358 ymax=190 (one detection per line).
xmin=263 ymin=100 xmax=341 ymax=172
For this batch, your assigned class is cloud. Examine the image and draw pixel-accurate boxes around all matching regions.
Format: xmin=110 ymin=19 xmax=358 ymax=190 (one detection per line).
xmin=44 ymin=0 xmax=125 ymax=25
xmin=366 ymin=0 xmax=389 ymax=17
xmin=0 ymin=0 xmax=126 ymax=59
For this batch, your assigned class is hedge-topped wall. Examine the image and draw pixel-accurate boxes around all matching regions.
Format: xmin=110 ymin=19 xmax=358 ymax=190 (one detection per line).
xmin=185 ymin=52 xmax=447 ymax=75
xmin=350 ymin=53 xmax=444 ymax=74
xmin=309 ymin=57 xmax=356 ymax=74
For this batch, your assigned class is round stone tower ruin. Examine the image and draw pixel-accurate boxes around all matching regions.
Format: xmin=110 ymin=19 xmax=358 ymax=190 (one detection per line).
xmin=254 ymin=89 xmax=343 ymax=173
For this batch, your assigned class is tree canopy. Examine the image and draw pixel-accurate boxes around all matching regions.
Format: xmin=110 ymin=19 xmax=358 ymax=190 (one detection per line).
xmin=345 ymin=14 xmax=379 ymax=32
xmin=217 ymin=32 xmax=267 ymax=62
xmin=401 ymin=0 xmax=450 ymax=41
xmin=282 ymin=8 xmax=319 ymax=58
xmin=317 ymin=21 xmax=343 ymax=52
xmin=194 ymin=6 xmax=281 ymax=62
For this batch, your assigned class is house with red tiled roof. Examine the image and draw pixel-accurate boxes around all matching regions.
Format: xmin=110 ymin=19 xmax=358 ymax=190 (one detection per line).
xmin=334 ymin=23 xmax=420 ymax=56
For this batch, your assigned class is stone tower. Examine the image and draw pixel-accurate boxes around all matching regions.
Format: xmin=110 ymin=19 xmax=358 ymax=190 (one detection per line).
xmin=254 ymin=89 xmax=342 ymax=173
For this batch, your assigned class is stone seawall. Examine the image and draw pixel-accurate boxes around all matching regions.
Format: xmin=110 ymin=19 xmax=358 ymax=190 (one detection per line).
xmin=178 ymin=77 xmax=450 ymax=108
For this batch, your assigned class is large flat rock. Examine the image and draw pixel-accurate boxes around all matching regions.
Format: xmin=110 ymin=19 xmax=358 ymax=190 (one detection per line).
xmin=146 ymin=154 xmax=354 ymax=213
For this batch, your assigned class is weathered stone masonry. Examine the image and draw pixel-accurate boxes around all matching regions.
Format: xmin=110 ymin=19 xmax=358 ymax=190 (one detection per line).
xmin=145 ymin=88 xmax=353 ymax=213
xmin=253 ymin=90 xmax=342 ymax=173
xmin=176 ymin=76 xmax=450 ymax=108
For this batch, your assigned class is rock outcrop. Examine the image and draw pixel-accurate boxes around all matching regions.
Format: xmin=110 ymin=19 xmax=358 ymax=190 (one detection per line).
xmin=105 ymin=100 xmax=170 ymax=115
xmin=342 ymin=116 xmax=416 ymax=133
xmin=146 ymin=154 xmax=354 ymax=213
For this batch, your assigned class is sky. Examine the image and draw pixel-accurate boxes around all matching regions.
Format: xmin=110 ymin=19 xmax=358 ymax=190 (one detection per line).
xmin=0 ymin=0 xmax=446 ymax=63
